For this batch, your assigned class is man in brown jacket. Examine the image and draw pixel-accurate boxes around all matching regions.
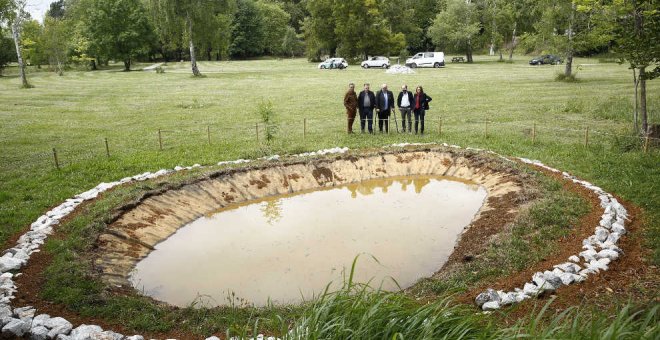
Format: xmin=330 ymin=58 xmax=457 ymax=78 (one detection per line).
xmin=343 ymin=83 xmax=358 ymax=133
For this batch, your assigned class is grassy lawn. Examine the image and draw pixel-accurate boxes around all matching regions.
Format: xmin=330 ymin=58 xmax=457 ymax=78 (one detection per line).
xmin=1 ymin=57 xmax=659 ymax=337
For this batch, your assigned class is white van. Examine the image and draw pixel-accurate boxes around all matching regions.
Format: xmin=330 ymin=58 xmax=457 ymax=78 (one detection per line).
xmin=405 ymin=52 xmax=445 ymax=68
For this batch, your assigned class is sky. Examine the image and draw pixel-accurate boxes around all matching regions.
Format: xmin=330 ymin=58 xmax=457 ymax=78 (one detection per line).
xmin=26 ymin=0 xmax=55 ymax=23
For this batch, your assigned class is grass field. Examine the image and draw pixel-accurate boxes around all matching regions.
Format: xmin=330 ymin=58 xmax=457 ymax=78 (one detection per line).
xmin=1 ymin=57 xmax=659 ymax=337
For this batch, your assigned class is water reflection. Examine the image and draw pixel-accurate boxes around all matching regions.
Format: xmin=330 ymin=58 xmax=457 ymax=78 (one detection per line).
xmin=131 ymin=175 xmax=487 ymax=307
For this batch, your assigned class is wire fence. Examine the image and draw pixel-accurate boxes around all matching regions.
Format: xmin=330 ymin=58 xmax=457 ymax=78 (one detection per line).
xmin=1 ymin=115 xmax=657 ymax=172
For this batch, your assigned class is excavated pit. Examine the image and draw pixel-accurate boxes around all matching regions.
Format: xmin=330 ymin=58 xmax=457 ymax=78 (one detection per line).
xmin=95 ymin=149 xmax=529 ymax=307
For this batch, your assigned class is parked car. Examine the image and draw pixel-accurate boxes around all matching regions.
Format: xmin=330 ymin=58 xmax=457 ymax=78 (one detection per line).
xmin=405 ymin=52 xmax=445 ymax=68
xmin=318 ymin=58 xmax=348 ymax=69
xmin=529 ymin=54 xmax=563 ymax=65
xmin=361 ymin=56 xmax=390 ymax=69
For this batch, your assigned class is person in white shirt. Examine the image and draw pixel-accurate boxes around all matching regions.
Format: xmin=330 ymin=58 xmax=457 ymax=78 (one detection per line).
xmin=397 ymin=84 xmax=414 ymax=133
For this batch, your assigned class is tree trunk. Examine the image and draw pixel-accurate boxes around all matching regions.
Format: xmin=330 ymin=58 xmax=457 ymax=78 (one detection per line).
xmin=499 ymin=50 xmax=503 ymax=61
xmin=509 ymin=22 xmax=517 ymax=61
xmin=56 ymin=57 xmax=63 ymax=76
xmin=633 ymin=69 xmax=639 ymax=133
xmin=187 ymin=12 xmax=202 ymax=77
xmin=466 ymin=41 xmax=473 ymax=63
xmin=123 ymin=59 xmax=131 ymax=71
xmin=10 ymin=19 xmax=29 ymax=88
xmin=90 ymin=59 xmax=97 ymax=70
xmin=640 ymin=67 xmax=648 ymax=134
xmin=564 ymin=3 xmax=575 ymax=77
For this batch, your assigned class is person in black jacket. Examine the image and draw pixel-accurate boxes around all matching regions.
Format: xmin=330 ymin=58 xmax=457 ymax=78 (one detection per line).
xmin=397 ymin=84 xmax=414 ymax=133
xmin=412 ymin=85 xmax=432 ymax=134
xmin=357 ymin=83 xmax=376 ymax=133
xmin=376 ymin=83 xmax=395 ymax=133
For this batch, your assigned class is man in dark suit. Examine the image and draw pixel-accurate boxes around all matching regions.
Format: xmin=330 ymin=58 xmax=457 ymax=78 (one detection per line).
xmin=376 ymin=83 xmax=395 ymax=133
xmin=357 ymin=83 xmax=376 ymax=133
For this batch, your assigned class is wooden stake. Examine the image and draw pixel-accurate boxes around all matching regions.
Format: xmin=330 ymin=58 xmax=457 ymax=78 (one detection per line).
xmin=207 ymin=125 xmax=211 ymax=145
xmin=438 ymin=119 xmax=442 ymax=136
xmin=52 ymin=148 xmax=60 ymax=169
xmin=644 ymin=135 xmax=649 ymax=153
xmin=532 ymin=123 xmax=536 ymax=144
xmin=158 ymin=129 xmax=163 ymax=151
xmin=104 ymin=138 xmax=110 ymax=157
xmin=303 ymin=118 xmax=307 ymax=141
xmin=255 ymin=123 xmax=259 ymax=143
xmin=584 ymin=126 xmax=589 ymax=147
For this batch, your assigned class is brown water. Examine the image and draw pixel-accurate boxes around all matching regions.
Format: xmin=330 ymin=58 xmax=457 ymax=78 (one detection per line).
xmin=129 ymin=175 xmax=487 ymax=307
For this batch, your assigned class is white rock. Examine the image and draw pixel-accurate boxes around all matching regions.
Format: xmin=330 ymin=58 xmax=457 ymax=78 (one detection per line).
xmin=475 ymin=288 xmax=499 ymax=307
xmin=579 ymin=248 xmax=598 ymax=262
xmin=0 ymin=256 xmax=24 ymax=272
xmin=14 ymin=306 xmax=36 ymax=319
xmin=126 ymin=336 xmax=144 ymax=340
xmin=596 ymin=249 xmax=620 ymax=261
xmin=554 ymin=262 xmax=581 ymax=274
xmin=2 ymin=318 xmax=30 ymax=337
xmin=559 ymin=273 xmax=578 ymax=285
xmin=543 ymin=271 xmax=563 ymax=288
xmin=568 ymin=255 xmax=580 ymax=263
xmin=498 ymin=292 xmax=516 ymax=306
xmin=482 ymin=301 xmax=500 ymax=311
xmin=595 ymin=227 xmax=610 ymax=242
xmin=606 ymin=232 xmax=622 ymax=244
xmin=532 ymin=272 xmax=556 ymax=292
xmin=523 ymin=282 xmax=541 ymax=296
xmin=46 ymin=317 xmax=73 ymax=338
xmin=69 ymin=324 xmax=104 ymax=340
xmin=31 ymin=314 xmax=51 ymax=328
xmin=611 ymin=223 xmax=626 ymax=235
xmin=0 ymin=305 xmax=12 ymax=320
xmin=30 ymin=325 xmax=50 ymax=340
xmin=205 ymin=337 xmax=221 ymax=340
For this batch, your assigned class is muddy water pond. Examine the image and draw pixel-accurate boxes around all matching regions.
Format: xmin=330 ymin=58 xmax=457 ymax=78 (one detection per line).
xmin=129 ymin=175 xmax=487 ymax=307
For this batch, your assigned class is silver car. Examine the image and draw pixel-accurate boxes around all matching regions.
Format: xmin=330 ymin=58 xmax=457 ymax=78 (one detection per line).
xmin=361 ymin=56 xmax=390 ymax=69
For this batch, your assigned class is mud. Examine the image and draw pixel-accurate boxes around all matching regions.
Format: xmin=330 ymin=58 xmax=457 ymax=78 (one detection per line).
xmin=95 ymin=150 xmax=525 ymax=289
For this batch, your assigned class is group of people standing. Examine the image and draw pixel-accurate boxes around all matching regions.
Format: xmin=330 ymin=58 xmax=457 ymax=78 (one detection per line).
xmin=343 ymin=83 xmax=432 ymax=134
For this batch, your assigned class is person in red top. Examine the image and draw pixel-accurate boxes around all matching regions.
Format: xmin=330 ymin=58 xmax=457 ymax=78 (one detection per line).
xmin=412 ymin=86 xmax=432 ymax=134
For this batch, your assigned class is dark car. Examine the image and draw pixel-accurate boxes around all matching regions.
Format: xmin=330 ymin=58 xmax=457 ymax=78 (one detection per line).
xmin=529 ymin=54 xmax=563 ymax=65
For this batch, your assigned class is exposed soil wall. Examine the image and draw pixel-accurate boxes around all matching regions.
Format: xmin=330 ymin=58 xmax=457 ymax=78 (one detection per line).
xmin=95 ymin=149 xmax=530 ymax=288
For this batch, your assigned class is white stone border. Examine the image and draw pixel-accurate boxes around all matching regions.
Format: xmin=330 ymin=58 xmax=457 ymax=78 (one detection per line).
xmin=0 ymin=144 xmax=625 ymax=338
xmin=474 ymin=158 xmax=628 ymax=311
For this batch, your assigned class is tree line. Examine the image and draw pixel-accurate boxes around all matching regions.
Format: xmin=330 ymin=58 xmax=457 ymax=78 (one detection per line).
xmin=0 ymin=0 xmax=657 ymax=134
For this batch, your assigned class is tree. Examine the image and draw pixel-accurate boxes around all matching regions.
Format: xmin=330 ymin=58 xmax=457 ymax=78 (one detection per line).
xmin=0 ymin=30 xmax=16 ymax=75
xmin=1 ymin=0 xmax=31 ymax=87
xmin=607 ymin=0 xmax=659 ymax=135
xmin=79 ymin=0 xmax=154 ymax=71
xmin=428 ymin=0 xmax=481 ymax=63
xmin=229 ymin=0 xmax=265 ymax=58
xmin=332 ymin=0 xmax=401 ymax=60
xmin=42 ymin=16 xmax=71 ymax=75
xmin=303 ymin=0 xmax=337 ymax=61
xmin=147 ymin=0 xmax=232 ymax=75
xmin=256 ymin=0 xmax=290 ymax=56
xmin=20 ymin=19 xmax=46 ymax=67
xmin=281 ymin=26 xmax=303 ymax=57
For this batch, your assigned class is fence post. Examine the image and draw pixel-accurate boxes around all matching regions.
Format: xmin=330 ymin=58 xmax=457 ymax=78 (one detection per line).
xmin=303 ymin=118 xmax=307 ymax=141
xmin=52 ymin=148 xmax=60 ymax=170
xmin=158 ymin=129 xmax=163 ymax=151
xmin=644 ymin=135 xmax=649 ymax=153
xmin=584 ymin=126 xmax=589 ymax=147
xmin=532 ymin=123 xmax=536 ymax=144
xmin=207 ymin=125 xmax=211 ymax=145
xmin=104 ymin=138 xmax=110 ymax=158
xmin=255 ymin=123 xmax=259 ymax=143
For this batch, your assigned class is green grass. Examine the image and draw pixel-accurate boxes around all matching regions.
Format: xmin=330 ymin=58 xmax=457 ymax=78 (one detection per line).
xmin=1 ymin=56 xmax=659 ymax=337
